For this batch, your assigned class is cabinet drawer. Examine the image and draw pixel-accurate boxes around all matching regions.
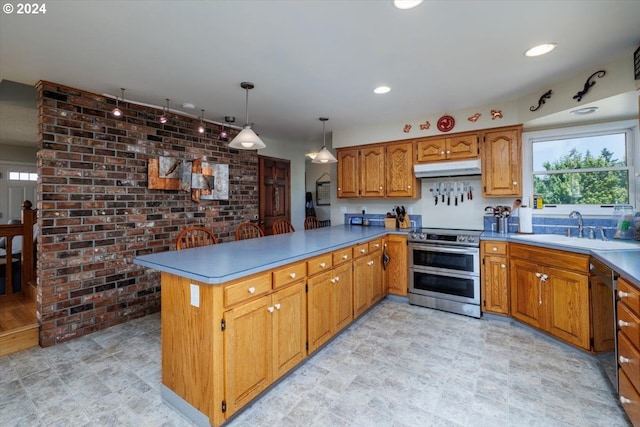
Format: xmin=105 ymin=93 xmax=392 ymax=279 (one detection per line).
xmin=333 ymin=248 xmax=352 ymax=266
xmin=368 ymin=239 xmax=382 ymax=252
xmin=619 ymin=332 xmax=640 ymax=392
xmin=510 ymin=243 xmax=589 ymax=272
xmin=273 ymin=262 xmax=306 ymax=289
xmin=619 ymin=278 xmax=640 ymax=318
xmin=224 ymin=273 xmax=272 ymax=307
xmin=619 ymin=369 xmax=640 ymax=427
xmin=482 ymin=241 xmax=507 ymax=255
xmin=353 ymin=243 xmax=369 ymax=258
xmin=618 ymin=302 xmax=640 ymax=349
xmin=307 ymin=253 xmax=333 ymax=277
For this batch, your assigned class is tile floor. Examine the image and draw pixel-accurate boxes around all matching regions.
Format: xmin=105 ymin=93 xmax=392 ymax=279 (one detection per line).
xmin=0 ymin=299 xmax=630 ymax=427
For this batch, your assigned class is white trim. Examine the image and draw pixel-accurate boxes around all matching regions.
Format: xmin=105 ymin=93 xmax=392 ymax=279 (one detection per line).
xmin=522 ymin=119 xmax=638 ymax=216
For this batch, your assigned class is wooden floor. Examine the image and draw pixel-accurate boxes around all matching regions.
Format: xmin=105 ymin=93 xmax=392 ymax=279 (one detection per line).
xmin=0 ymin=295 xmax=39 ymax=357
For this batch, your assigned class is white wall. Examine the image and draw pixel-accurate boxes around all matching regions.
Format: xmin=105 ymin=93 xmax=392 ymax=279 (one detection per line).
xmin=304 ymin=160 xmax=333 ymax=222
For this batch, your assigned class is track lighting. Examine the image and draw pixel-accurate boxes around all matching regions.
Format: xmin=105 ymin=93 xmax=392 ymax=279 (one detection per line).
xmin=111 ymin=88 xmax=125 ymax=117
xmin=158 ymin=99 xmax=169 ymax=124
xmin=228 ymin=82 xmax=266 ymax=150
xmin=312 ymin=117 xmax=337 ymax=164
xmin=198 ymin=109 xmax=206 ymax=134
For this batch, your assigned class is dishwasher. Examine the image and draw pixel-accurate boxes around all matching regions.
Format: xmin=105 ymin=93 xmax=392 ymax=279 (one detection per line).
xmin=590 ymin=258 xmax=618 ymax=392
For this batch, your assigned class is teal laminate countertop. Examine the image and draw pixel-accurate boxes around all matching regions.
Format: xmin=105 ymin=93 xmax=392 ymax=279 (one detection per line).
xmin=134 ymin=225 xmax=395 ymax=284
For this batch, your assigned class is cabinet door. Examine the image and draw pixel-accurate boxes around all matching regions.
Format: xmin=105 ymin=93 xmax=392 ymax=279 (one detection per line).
xmin=482 ymin=254 xmax=509 ymax=315
xmin=510 ymin=258 xmax=544 ymax=329
xmin=307 ymin=270 xmax=334 ymax=353
xmin=448 ymin=134 xmax=479 ymax=160
xmin=386 ymin=141 xmax=416 ymax=198
xmin=360 ymin=145 xmax=385 ymax=197
xmin=482 ymin=127 xmax=522 ymax=197
xmin=272 ymin=281 xmax=307 ymax=379
xmin=415 ymin=138 xmax=447 ymax=162
xmin=369 ymin=252 xmax=383 ymax=305
xmin=591 ymin=271 xmax=615 ymax=352
xmin=353 ymin=255 xmax=371 ymax=318
xmin=333 ymin=262 xmax=353 ymax=333
xmin=337 ymin=148 xmax=359 ymax=198
xmin=224 ymin=296 xmax=273 ymax=415
xmin=384 ymin=235 xmax=408 ymax=296
xmin=545 ymin=266 xmax=590 ymax=350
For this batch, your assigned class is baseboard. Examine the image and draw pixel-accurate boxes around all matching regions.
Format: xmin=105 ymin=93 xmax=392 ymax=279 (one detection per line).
xmin=0 ymin=323 xmax=39 ymax=357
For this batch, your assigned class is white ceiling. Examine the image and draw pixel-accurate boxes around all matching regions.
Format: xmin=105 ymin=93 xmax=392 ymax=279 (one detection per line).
xmin=1 ymin=0 xmax=639 ymax=148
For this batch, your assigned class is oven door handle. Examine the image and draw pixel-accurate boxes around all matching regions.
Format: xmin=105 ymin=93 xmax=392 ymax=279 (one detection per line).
xmin=410 ymin=245 xmax=478 ymax=255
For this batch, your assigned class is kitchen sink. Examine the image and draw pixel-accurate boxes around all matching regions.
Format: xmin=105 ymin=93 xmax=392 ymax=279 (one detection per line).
xmin=510 ymin=234 xmax=640 ymax=251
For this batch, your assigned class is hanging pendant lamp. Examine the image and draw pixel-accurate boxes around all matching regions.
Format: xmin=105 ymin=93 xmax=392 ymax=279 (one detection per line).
xmin=312 ymin=117 xmax=337 ymax=164
xmin=197 ymin=109 xmax=206 ymax=134
xmin=228 ymin=82 xmax=266 ymax=150
xmin=111 ymin=88 xmax=125 ymax=117
xmin=158 ymin=99 xmax=169 ymax=124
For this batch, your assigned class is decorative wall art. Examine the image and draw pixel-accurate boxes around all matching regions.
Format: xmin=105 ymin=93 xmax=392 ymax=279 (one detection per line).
xmin=403 ymin=124 xmax=412 ymax=133
xmin=436 ymin=115 xmax=455 ymax=132
xmin=490 ymin=109 xmax=503 ymax=120
xmin=419 ymin=120 xmax=431 ymax=130
xmin=467 ymin=113 xmax=481 ymax=122
xmin=148 ymin=156 xmax=229 ymax=202
xmin=530 ymin=89 xmax=553 ymax=111
xmin=573 ymin=70 xmax=606 ymax=102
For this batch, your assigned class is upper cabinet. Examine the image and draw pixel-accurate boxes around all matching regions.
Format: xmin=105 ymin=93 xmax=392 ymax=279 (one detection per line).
xmin=360 ymin=145 xmax=385 ymax=198
xmin=415 ymin=133 xmax=479 ymax=163
xmin=386 ymin=141 xmax=419 ymax=198
xmin=481 ymin=125 xmax=522 ymax=197
xmin=336 ymin=148 xmax=359 ymax=198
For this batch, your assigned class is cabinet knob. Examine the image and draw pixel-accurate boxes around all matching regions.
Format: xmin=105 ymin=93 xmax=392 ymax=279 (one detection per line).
xmin=513 ymin=181 xmax=518 ymax=186
xmin=342 ymin=254 xmax=348 ymax=260
xmin=501 ymin=264 xmax=506 ymax=268
xmin=535 ymin=272 xmax=542 ymax=278
xmin=619 ymin=320 xmax=630 ymax=327
xmin=368 ymin=260 xmax=374 ymax=266
xmin=319 ymin=262 xmax=326 ymax=268
xmin=289 ymin=272 xmax=296 ymax=279
xmin=619 ymin=291 xmax=629 ymax=298
xmin=408 ymin=185 xmax=411 ymax=189
xmin=248 ymin=286 xmax=256 ymax=294
xmin=275 ymin=303 xmax=281 ymax=310
xmin=492 ymin=247 xmax=498 ymax=252
xmin=338 ymin=187 xmax=341 ymax=191
xmin=620 ymin=355 xmax=630 ymax=364
xmin=621 ymin=396 xmax=632 ymax=405
xmin=330 ymin=277 xmax=337 ymax=284
xmin=374 ymin=243 xmax=380 ymax=248
xmin=335 ymin=276 xmax=340 ymax=282
xmin=446 ymin=150 xmax=451 ymax=154
xmin=268 ymin=306 xmax=275 ymax=313
xmin=440 ymin=151 xmax=445 ymax=155
xmin=360 ymin=249 xmax=366 ymax=254
xmin=379 ymin=186 xmax=383 ymax=190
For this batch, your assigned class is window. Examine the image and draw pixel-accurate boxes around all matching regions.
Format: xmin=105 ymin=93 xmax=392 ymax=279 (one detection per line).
xmin=8 ymin=171 xmax=38 ymax=182
xmin=523 ymin=120 xmax=637 ymax=215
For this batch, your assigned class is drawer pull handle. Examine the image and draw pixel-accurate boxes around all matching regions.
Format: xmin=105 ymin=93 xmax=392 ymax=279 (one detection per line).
xmin=619 ymin=291 xmax=629 ymax=298
xmin=619 ymin=355 xmax=630 ymax=364
xmin=275 ymin=303 xmax=281 ymax=310
xmin=619 ymin=320 xmax=630 ymax=327
xmin=289 ymin=273 xmax=296 ymax=279
xmin=342 ymin=254 xmax=348 ymax=260
xmin=492 ymin=247 xmax=498 ymax=252
xmin=268 ymin=306 xmax=275 ymax=313
xmin=319 ymin=262 xmax=326 ymax=268
xmin=248 ymin=287 xmax=256 ymax=294
xmin=360 ymin=249 xmax=366 ymax=254
xmin=620 ymin=396 xmax=632 ymax=405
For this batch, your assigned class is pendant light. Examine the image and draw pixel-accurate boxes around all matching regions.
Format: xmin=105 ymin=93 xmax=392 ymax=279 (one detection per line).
xmin=158 ymin=99 xmax=169 ymax=124
xmin=228 ymin=82 xmax=266 ymax=150
xmin=312 ymin=117 xmax=337 ymax=164
xmin=197 ymin=109 xmax=206 ymax=134
xmin=111 ymin=88 xmax=125 ymax=117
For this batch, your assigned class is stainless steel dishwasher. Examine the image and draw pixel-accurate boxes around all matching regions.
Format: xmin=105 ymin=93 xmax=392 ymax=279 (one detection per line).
xmin=590 ymin=258 xmax=618 ymax=392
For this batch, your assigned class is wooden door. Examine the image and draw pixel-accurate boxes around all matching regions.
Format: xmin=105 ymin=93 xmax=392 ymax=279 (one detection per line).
xmin=307 ymin=270 xmax=334 ymax=353
xmin=384 ymin=235 xmax=408 ymax=296
xmin=482 ymin=254 xmax=509 ymax=315
xmin=510 ymin=258 xmax=544 ymax=329
xmin=482 ymin=127 xmax=522 ymax=197
xmin=272 ymin=281 xmax=306 ymax=379
xmin=0 ymin=163 xmax=37 ymax=221
xmin=386 ymin=141 xmax=416 ymax=198
xmin=415 ymin=137 xmax=446 ymax=162
xmin=333 ymin=262 xmax=353 ymax=333
xmin=369 ymin=252 xmax=383 ymax=305
xmin=353 ymin=255 xmax=371 ymax=318
xmin=359 ymin=145 xmax=385 ymax=197
xmin=590 ymin=272 xmax=615 ymax=352
xmin=545 ymin=266 xmax=590 ymax=350
xmin=448 ymin=134 xmax=479 ymax=160
xmin=259 ymin=156 xmax=291 ymax=235
xmin=337 ymin=148 xmax=359 ymax=198
xmin=224 ymin=295 xmax=273 ymax=416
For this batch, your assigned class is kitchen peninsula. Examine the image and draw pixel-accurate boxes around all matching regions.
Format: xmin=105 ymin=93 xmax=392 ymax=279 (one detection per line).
xmin=134 ymin=225 xmax=393 ymax=427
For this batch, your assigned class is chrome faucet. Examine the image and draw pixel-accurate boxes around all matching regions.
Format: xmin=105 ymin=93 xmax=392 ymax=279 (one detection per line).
xmin=569 ymin=211 xmax=584 ymax=238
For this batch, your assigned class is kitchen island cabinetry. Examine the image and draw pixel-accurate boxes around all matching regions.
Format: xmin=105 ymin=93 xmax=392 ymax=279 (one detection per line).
xmin=480 ymin=241 xmax=509 ymax=315
xmin=509 ymin=243 xmax=590 ymax=350
xmin=415 ymin=133 xmax=479 ymax=163
xmin=617 ymin=276 xmax=640 ymax=426
xmin=383 ymin=234 xmax=408 ymax=296
xmin=353 ymin=239 xmax=383 ymax=317
xmin=481 ymin=125 xmax=522 ymax=197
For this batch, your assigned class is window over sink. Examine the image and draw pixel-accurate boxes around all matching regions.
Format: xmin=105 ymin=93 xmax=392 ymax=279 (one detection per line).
xmin=523 ymin=120 xmax=638 ymax=215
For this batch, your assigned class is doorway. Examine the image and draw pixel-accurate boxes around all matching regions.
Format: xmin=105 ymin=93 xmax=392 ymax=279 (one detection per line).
xmin=259 ymin=156 xmax=291 ymax=235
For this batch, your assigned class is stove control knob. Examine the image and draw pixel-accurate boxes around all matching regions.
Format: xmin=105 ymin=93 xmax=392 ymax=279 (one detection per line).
xmin=458 ymin=236 xmax=467 ymax=242
xmin=419 ymin=232 xmax=427 ymax=240
xmin=409 ymin=231 xmax=417 ymax=240
xmin=468 ymin=237 xmax=476 ymax=243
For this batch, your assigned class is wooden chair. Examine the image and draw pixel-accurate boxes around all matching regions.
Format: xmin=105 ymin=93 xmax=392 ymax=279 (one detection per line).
xmin=235 ymin=222 xmax=264 ymax=241
xmin=304 ymin=216 xmax=321 ymax=230
xmin=176 ymin=226 xmax=218 ymax=250
xmin=272 ymin=219 xmax=295 ymax=235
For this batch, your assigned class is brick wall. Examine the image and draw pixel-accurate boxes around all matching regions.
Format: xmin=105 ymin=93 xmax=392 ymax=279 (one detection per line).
xmin=36 ymin=81 xmax=258 ymax=346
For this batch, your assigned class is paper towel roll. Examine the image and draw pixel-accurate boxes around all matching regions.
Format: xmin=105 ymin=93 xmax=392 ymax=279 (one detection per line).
xmin=519 ymin=207 xmax=533 ymax=233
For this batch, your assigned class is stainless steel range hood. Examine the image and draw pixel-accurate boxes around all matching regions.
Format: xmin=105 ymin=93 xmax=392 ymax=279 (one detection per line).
xmin=413 ymin=159 xmax=481 ymax=178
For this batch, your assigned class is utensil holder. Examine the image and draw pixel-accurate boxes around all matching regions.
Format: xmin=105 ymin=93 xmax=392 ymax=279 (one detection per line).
xmin=497 ymin=217 xmax=509 ymax=234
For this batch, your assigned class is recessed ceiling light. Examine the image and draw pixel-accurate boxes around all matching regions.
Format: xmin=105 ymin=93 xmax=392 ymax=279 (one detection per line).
xmin=182 ymin=103 xmax=195 ymax=109
xmin=393 ymin=0 xmax=424 ymax=10
xmin=374 ymin=86 xmax=391 ymax=94
xmin=524 ymin=43 xmax=557 ymax=57
xmin=570 ymin=106 xmax=599 ymax=115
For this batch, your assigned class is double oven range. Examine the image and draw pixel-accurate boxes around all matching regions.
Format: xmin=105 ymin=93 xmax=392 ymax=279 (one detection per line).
xmin=408 ymin=228 xmax=482 ymax=318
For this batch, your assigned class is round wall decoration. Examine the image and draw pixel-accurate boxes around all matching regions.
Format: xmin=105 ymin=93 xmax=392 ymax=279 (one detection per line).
xmin=437 ymin=115 xmax=455 ymax=132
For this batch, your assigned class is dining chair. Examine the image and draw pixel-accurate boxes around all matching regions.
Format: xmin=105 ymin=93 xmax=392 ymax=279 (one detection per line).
xmin=304 ymin=216 xmax=321 ymax=230
xmin=176 ymin=226 xmax=219 ymax=250
xmin=235 ymin=222 xmax=265 ymax=241
xmin=272 ymin=219 xmax=295 ymax=235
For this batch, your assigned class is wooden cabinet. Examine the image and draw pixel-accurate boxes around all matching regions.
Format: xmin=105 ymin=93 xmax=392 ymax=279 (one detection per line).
xmin=618 ymin=276 xmax=640 ymax=427
xmin=481 ymin=125 xmax=522 ymax=197
xmin=336 ymin=148 xmax=359 ymax=198
xmin=383 ymin=234 xmax=408 ymax=296
xmin=353 ymin=239 xmax=383 ymax=318
xmin=415 ymin=133 xmax=479 ymax=163
xmin=509 ymin=243 xmax=590 ymax=350
xmin=386 ymin=141 xmax=419 ymax=198
xmin=590 ymin=259 xmax=615 ymax=353
xmin=480 ymin=241 xmax=509 ymax=315
xmin=360 ymin=145 xmax=385 ymax=197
